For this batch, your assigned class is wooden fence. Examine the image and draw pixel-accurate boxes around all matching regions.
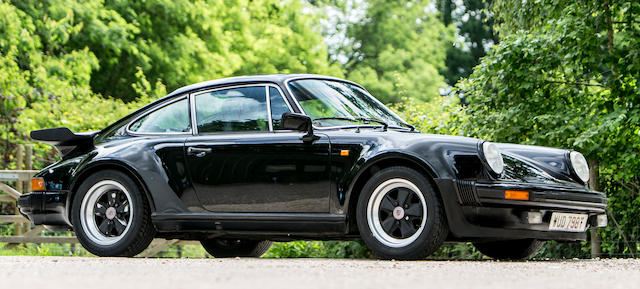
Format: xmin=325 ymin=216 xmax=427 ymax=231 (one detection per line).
xmin=0 ymin=145 xmax=198 ymax=257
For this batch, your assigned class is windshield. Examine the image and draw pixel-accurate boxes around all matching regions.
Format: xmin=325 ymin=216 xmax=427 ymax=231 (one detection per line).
xmin=287 ymin=79 xmax=407 ymax=128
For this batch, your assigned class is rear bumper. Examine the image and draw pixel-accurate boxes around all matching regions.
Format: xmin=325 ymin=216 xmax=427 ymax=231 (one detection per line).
xmin=16 ymin=191 xmax=69 ymax=226
xmin=436 ymin=179 xmax=607 ymax=242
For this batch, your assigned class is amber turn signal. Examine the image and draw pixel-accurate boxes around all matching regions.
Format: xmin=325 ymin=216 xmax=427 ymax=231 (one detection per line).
xmin=505 ymin=190 xmax=529 ymax=200
xmin=31 ymin=178 xmax=45 ymax=191
xmin=340 ymin=150 xmax=350 ymax=157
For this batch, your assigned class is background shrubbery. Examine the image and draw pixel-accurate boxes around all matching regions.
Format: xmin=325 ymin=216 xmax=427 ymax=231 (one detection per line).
xmin=1 ymin=0 xmax=639 ymax=259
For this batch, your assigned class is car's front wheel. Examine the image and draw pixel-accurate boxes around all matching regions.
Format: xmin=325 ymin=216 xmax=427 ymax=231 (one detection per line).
xmin=71 ymin=170 xmax=155 ymax=257
xmin=473 ymin=239 xmax=545 ymax=260
xmin=201 ymin=239 xmax=272 ymax=258
xmin=356 ymin=166 xmax=448 ymax=260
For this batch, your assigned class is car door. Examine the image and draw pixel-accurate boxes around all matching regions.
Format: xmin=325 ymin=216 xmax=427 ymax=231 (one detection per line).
xmin=184 ymin=84 xmax=331 ymax=213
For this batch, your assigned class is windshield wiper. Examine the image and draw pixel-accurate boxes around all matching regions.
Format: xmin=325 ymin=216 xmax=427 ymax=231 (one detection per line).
xmin=313 ymin=117 xmax=389 ymax=131
xmin=313 ymin=117 xmax=358 ymax=123
xmin=355 ymin=117 xmax=388 ymax=131
xmin=399 ymin=122 xmax=415 ymax=131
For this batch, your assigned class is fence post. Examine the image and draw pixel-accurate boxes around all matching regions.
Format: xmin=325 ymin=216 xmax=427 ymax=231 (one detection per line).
xmin=25 ymin=145 xmax=34 ymax=243
xmin=14 ymin=145 xmax=24 ymax=237
xmin=25 ymin=145 xmax=32 ymax=192
xmin=589 ymin=160 xmax=601 ymax=258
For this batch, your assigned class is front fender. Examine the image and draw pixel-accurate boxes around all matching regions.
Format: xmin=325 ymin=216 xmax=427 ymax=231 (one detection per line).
xmin=338 ymin=150 xmax=442 ymax=215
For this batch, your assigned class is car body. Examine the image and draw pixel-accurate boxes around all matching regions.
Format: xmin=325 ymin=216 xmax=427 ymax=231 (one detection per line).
xmin=17 ymin=74 xmax=607 ymax=259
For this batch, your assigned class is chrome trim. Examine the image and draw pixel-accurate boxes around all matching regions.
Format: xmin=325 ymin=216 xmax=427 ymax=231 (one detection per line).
xmin=126 ymin=96 xmax=192 ymax=136
xmin=283 ymin=77 xmax=311 ymax=114
xmin=267 ymin=85 xmax=295 ymax=130
xmin=273 ymin=85 xmax=294 ymax=112
xmin=266 ymin=86 xmax=273 ymax=131
xmin=566 ymin=150 xmax=589 ymax=185
xmin=189 ymin=93 xmax=198 ymax=135
xmin=479 ymin=198 xmax=607 ymax=212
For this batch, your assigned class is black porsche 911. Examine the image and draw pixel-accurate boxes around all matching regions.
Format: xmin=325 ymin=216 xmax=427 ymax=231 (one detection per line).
xmin=17 ymin=74 xmax=607 ymax=260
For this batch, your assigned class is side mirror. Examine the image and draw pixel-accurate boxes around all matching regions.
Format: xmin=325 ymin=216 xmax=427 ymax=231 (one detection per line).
xmin=281 ymin=112 xmax=319 ymax=142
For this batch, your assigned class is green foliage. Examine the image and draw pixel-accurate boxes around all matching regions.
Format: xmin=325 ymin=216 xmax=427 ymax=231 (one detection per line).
xmin=436 ymin=0 xmax=498 ymax=87
xmin=0 ymin=224 xmax=92 ymax=256
xmin=459 ymin=0 xmax=640 ymax=257
xmin=0 ymin=0 xmax=344 ymax=167
xmin=430 ymin=243 xmax=483 ymax=260
xmin=10 ymin=0 xmax=343 ymax=102
xmin=536 ymin=241 xmax=590 ymax=260
xmin=342 ymin=0 xmax=454 ymax=104
xmin=264 ymin=241 xmax=373 ymax=258
xmin=5 ymin=0 xmax=639 ymax=261
xmin=0 ymin=1 xmax=108 ymax=167
xmin=393 ymin=96 xmax=463 ymax=135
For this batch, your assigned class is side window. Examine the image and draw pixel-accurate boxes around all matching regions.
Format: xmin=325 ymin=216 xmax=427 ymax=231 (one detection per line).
xmin=129 ymin=98 xmax=190 ymax=133
xmin=269 ymin=87 xmax=291 ymax=129
xmin=195 ymin=86 xmax=268 ymax=133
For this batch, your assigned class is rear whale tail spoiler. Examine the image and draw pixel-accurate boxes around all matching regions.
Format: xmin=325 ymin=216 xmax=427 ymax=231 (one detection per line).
xmin=30 ymin=127 xmax=98 ymax=157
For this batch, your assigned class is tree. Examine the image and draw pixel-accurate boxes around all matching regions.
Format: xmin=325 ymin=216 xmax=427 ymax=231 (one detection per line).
xmin=0 ymin=2 xmax=103 ymax=167
xmin=1 ymin=0 xmax=343 ymax=167
xmin=459 ymin=0 xmax=640 ymax=257
xmin=342 ymin=0 xmax=454 ymax=104
xmin=435 ymin=0 xmax=498 ymax=86
xmin=11 ymin=0 xmax=342 ymax=102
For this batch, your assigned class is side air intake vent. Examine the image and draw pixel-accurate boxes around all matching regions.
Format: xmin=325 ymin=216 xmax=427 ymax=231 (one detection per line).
xmin=455 ymin=180 xmax=480 ymax=206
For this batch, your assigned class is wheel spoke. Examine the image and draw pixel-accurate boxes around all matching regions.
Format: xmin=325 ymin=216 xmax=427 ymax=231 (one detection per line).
xmin=396 ymin=188 xmax=410 ymax=207
xmin=380 ymin=195 xmax=395 ymax=212
xmin=98 ymin=219 xmax=111 ymax=235
xmin=116 ymin=200 xmax=129 ymax=214
xmin=404 ymin=203 xmax=422 ymax=217
xmin=381 ymin=217 xmax=396 ymax=232
xmin=114 ymin=218 xmax=127 ymax=235
xmin=399 ymin=220 xmax=417 ymax=238
xmin=94 ymin=203 xmax=107 ymax=215
xmin=107 ymin=191 xmax=117 ymax=206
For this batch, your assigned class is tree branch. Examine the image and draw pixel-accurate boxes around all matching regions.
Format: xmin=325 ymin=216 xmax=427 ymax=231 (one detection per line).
xmin=607 ymin=208 xmax=636 ymax=258
xmin=544 ymin=80 xmax=605 ymax=88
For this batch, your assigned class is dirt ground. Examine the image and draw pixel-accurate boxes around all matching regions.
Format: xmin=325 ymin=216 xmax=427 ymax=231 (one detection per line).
xmin=1 ymin=256 xmax=638 ymax=289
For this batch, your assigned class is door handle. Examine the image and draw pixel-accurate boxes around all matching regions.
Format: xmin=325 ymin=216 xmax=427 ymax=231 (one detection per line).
xmin=187 ymin=147 xmax=212 ymax=157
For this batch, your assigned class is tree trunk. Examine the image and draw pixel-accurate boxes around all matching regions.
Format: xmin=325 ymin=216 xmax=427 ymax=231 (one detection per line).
xmin=589 ymin=160 xmax=601 ymax=258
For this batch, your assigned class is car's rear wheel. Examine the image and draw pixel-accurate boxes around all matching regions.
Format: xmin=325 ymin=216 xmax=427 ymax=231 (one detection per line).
xmin=356 ymin=166 xmax=448 ymax=260
xmin=72 ymin=170 xmax=155 ymax=257
xmin=473 ymin=239 xmax=545 ymax=260
xmin=201 ymin=239 xmax=272 ymax=258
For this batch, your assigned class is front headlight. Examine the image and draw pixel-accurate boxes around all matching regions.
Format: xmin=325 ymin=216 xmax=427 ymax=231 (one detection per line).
xmin=482 ymin=142 xmax=504 ymax=175
xmin=569 ymin=151 xmax=589 ymax=183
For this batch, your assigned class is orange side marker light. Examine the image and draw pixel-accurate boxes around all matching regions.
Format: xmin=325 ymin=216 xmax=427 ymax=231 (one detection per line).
xmin=340 ymin=150 xmax=350 ymax=157
xmin=31 ymin=178 xmax=45 ymax=191
xmin=505 ymin=190 xmax=529 ymax=200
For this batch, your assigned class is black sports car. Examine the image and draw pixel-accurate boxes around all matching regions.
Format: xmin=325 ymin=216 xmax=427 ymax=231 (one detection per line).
xmin=18 ymin=74 xmax=607 ymax=259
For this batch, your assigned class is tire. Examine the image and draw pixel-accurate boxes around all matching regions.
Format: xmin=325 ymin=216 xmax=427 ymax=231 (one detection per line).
xmin=201 ymin=239 xmax=272 ymax=258
xmin=71 ymin=170 xmax=155 ymax=257
xmin=473 ymin=239 xmax=545 ymax=260
xmin=356 ymin=166 xmax=448 ymax=260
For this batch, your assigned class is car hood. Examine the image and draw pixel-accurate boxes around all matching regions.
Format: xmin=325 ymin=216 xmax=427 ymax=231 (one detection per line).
xmin=496 ymin=143 xmax=583 ymax=187
xmin=330 ymin=129 xmax=585 ymax=187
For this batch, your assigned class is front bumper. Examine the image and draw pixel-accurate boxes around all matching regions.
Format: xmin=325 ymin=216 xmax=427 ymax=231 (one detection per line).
xmin=17 ymin=191 xmax=69 ymax=226
xmin=436 ymin=179 xmax=607 ymax=242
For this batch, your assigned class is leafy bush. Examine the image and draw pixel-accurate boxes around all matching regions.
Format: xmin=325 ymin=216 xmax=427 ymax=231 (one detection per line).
xmin=457 ymin=0 xmax=640 ymax=258
xmin=264 ymin=241 xmax=373 ymax=259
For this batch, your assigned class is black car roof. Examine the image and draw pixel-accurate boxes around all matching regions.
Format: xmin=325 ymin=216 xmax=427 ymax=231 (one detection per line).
xmin=96 ymin=74 xmax=358 ymax=137
xmin=165 ymin=74 xmax=351 ymax=98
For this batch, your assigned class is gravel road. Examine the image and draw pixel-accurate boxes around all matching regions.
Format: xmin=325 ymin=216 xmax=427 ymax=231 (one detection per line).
xmin=1 ymin=256 xmax=638 ymax=289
